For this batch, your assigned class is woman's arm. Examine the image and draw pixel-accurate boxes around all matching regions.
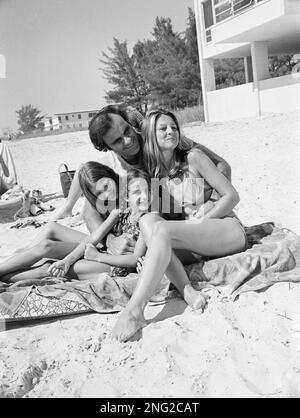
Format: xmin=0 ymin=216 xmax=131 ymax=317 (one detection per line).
xmin=48 ymin=209 xmax=120 ymax=276
xmin=86 ymin=233 xmax=147 ymax=268
xmin=65 ymin=209 xmax=120 ymax=264
xmin=188 ymin=149 xmax=239 ymax=220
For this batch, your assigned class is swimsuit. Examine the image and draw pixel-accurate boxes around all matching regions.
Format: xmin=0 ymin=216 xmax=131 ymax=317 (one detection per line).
xmin=107 ymin=209 xmax=141 ymax=277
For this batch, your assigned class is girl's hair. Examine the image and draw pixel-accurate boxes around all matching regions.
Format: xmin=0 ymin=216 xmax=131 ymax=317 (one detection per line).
xmin=89 ymin=104 xmax=143 ymax=152
xmin=126 ymin=168 xmax=150 ymax=190
xmin=78 ymin=161 xmax=120 ymax=210
xmin=119 ymin=168 xmax=151 ymax=211
xmin=141 ymin=109 xmax=194 ymax=179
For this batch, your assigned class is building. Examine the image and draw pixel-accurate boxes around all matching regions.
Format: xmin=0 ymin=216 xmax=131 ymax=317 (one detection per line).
xmin=194 ymin=0 xmax=300 ymax=121
xmin=43 ymin=116 xmax=60 ymax=132
xmin=55 ymin=110 xmax=99 ymax=130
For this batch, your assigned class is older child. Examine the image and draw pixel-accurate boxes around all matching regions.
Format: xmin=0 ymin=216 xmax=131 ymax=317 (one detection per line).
xmin=0 ymin=162 xmax=150 ymax=283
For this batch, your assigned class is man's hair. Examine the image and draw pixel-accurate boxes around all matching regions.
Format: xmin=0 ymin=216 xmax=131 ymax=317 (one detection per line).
xmin=89 ymin=104 xmax=144 ymax=152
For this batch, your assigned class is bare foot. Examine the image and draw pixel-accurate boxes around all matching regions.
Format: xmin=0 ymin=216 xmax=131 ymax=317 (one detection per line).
xmin=84 ymin=243 xmax=100 ymax=262
xmin=183 ymin=284 xmax=208 ymax=311
xmin=111 ymin=308 xmax=146 ymax=342
xmin=52 ymin=206 xmax=73 ymax=220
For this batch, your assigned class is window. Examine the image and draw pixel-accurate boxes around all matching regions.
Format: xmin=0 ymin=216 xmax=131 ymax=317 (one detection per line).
xmin=72 ymin=114 xmax=74 ymax=118
xmin=79 ymin=123 xmax=82 ymax=128
xmin=78 ymin=114 xmax=81 ymax=119
xmin=88 ymin=112 xmax=96 ymax=118
xmin=67 ymin=124 xmax=70 ymax=128
xmin=58 ymin=116 xmax=61 ymax=122
xmin=65 ymin=115 xmax=69 ymax=121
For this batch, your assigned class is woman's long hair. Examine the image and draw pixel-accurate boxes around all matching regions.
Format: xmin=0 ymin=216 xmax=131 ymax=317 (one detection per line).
xmin=142 ymin=109 xmax=194 ymax=179
xmin=78 ymin=161 xmax=120 ymax=210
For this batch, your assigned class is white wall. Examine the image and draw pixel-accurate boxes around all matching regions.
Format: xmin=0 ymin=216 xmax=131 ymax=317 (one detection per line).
xmin=207 ymin=75 xmax=300 ymax=121
xmin=0 ymin=54 xmax=5 ymax=78
xmin=259 ymin=74 xmax=300 ymax=113
xmin=207 ymin=83 xmax=258 ymax=121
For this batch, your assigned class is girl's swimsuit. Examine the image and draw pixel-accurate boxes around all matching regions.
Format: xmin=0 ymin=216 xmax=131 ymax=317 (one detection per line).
xmin=107 ymin=209 xmax=141 ymax=277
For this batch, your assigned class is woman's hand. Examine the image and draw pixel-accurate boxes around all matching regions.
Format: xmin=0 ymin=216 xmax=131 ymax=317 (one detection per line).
xmin=47 ymin=258 xmax=71 ymax=278
xmin=136 ymin=256 xmax=145 ymax=273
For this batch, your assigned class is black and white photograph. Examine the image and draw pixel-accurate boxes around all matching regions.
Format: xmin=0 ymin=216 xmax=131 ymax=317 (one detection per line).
xmin=0 ymin=0 xmax=300 ymax=399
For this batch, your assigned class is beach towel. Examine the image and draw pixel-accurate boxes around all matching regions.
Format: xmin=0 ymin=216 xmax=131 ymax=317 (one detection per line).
xmin=0 ymin=225 xmax=299 ymax=323
xmin=0 ymin=142 xmax=18 ymax=195
xmin=0 ymin=273 xmax=168 ymax=323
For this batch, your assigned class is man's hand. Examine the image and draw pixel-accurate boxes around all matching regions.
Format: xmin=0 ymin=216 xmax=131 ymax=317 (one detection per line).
xmin=106 ymin=233 xmax=135 ymax=255
xmin=217 ymin=161 xmax=231 ymax=182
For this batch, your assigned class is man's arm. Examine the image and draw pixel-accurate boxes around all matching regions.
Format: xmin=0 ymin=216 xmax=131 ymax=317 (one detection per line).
xmin=194 ymin=142 xmax=232 ymax=182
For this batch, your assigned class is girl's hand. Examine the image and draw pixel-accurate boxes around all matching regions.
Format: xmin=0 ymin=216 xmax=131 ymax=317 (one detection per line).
xmin=136 ymin=256 xmax=145 ymax=273
xmin=84 ymin=243 xmax=101 ymax=262
xmin=47 ymin=259 xmax=71 ymax=278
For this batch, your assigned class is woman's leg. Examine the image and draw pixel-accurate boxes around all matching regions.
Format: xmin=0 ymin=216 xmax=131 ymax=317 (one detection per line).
xmin=138 ymin=213 xmax=206 ymax=303
xmin=69 ymin=259 xmax=111 ymax=280
xmin=29 ymin=221 xmax=87 ymax=247
xmin=1 ymin=261 xmax=54 ymax=283
xmin=0 ymin=239 xmax=78 ymax=278
xmin=112 ymin=215 xmax=246 ymax=341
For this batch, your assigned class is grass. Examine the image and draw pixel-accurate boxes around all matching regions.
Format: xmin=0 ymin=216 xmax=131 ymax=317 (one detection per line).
xmin=173 ymin=105 xmax=204 ymax=126
xmin=11 ymin=126 xmax=88 ymax=140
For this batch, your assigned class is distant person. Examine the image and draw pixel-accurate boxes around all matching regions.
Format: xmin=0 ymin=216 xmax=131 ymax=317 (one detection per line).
xmin=54 ymin=104 xmax=231 ymax=235
xmin=0 ymin=139 xmax=18 ymax=196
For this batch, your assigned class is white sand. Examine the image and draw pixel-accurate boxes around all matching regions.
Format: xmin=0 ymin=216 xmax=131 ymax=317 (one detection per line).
xmin=0 ymin=111 xmax=300 ymax=398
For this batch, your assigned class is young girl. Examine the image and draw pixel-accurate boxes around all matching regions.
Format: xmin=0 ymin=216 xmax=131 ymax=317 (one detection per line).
xmin=0 ymin=162 xmax=150 ymax=283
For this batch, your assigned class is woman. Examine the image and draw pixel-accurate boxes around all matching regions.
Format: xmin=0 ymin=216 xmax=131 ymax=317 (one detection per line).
xmin=112 ymin=109 xmax=247 ymax=342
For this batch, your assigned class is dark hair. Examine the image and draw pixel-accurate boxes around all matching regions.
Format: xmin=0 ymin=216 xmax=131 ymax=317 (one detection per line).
xmin=89 ymin=104 xmax=144 ymax=152
xmin=78 ymin=161 xmax=120 ymax=210
xmin=142 ymin=108 xmax=193 ymax=179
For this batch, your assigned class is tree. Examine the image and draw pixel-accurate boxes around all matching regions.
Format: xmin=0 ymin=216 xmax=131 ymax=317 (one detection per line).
xmin=183 ymin=7 xmax=202 ymax=105
xmin=269 ymin=55 xmax=294 ymax=78
xmin=16 ymin=104 xmax=44 ymax=133
xmin=100 ymin=11 xmax=202 ymax=111
xmin=214 ymin=58 xmax=245 ymax=89
xmin=101 ymin=38 xmax=150 ymax=114
xmin=133 ymin=17 xmax=190 ymax=109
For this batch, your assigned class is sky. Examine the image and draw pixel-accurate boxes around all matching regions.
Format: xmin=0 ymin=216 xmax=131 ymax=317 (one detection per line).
xmin=0 ymin=0 xmax=194 ymax=131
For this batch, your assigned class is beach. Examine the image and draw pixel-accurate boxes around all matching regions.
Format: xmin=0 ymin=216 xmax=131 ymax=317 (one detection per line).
xmin=1 ymin=111 xmax=300 ymax=398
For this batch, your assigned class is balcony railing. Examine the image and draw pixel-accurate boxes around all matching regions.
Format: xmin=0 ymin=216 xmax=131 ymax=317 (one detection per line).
xmin=204 ymin=0 xmax=266 ymax=43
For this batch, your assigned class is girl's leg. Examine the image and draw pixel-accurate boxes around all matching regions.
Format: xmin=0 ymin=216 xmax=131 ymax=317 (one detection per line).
xmin=0 ymin=240 xmax=78 ymax=277
xmin=69 ymin=259 xmax=111 ymax=280
xmin=112 ymin=215 xmax=246 ymax=341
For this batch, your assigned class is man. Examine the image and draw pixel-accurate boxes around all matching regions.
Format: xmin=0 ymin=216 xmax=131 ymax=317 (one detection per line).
xmin=54 ymin=104 xmax=231 ymax=238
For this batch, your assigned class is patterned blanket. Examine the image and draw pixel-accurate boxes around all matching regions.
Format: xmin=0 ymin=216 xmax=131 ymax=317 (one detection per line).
xmin=0 ymin=224 xmax=299 ymax=323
